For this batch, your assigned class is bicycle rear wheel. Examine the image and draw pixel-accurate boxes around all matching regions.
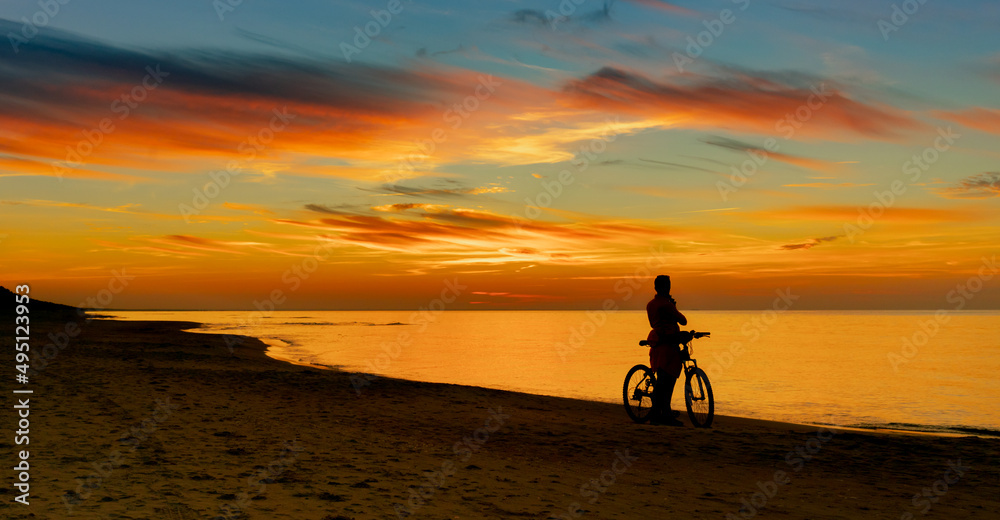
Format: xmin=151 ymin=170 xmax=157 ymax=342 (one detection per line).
xmin=623 ymin=364 xmax=655 ymax=423
xmin=685 ymin=367 xmax=714 ymax=428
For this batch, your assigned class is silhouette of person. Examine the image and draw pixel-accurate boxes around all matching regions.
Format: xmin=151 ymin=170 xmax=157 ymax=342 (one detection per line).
xmin=646 ymin=275 xmax=687 ymax=426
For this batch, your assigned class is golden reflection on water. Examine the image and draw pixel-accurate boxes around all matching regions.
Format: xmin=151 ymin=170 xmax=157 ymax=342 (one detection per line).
xmin=106 ymin=310 xmax=1000 ymax=431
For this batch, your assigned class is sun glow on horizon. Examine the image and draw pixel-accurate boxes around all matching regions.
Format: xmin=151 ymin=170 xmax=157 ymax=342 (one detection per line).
xmin=1 ymin=1 xmax=998 ymax=310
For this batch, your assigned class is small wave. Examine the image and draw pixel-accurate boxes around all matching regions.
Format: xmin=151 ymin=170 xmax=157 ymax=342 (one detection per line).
xmin=262 ymin=336 xmax=296 ymax=348
xmin=273 ymin=321 xmax=409 ymax=326
xmin=947 ymin=425 xmax=1000 ymax=437
xmin=198 ymin=325 xmax=255 ymax=332
xmin=841 ymin=421 xmax=1000 ymax=438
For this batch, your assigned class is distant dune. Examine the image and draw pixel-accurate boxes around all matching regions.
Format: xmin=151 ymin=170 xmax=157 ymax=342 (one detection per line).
xmin=0 ymin=285 xmax=81 ymax=319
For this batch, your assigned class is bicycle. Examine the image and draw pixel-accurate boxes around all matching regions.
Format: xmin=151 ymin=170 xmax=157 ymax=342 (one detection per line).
xmin=622 ymin=331 xmax=714 ymax=428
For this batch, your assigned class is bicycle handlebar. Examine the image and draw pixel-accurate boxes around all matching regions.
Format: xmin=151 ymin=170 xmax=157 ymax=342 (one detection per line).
xmin=639 ymin=330 xmax=710 ymax=346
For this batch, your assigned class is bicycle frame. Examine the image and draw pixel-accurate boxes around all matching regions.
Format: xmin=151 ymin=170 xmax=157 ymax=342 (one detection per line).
xmin=627 ymin=330 xmax=713 ymax=426
xmin=681 ymin=338 xmax=710 ymax=404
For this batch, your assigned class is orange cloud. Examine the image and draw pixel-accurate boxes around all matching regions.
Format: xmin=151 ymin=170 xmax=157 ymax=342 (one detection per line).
xmin=0 ymin=155 xmax=144 ymax=182
xmin=0 ymin=31 xmax=558 ymax=180
xmin=935 ymin=107 xmax=1000 ymax=135
xmin=372 ymin=203 xmax=450 ymax=212
xmin=467 ymin=291 xmax=567 ymax=304
xmin=745 ymin=205 xmax=982 ymax=223
xmin=222 ymin=202 xmax=275 ymax=215
xmin=626 ymin=0 xmax=697 ymax=15
xmin=783 ymin=183 xmax=876 ymax=188
xmin=778 ymin=235 xmax=842 ymax=250
xmin=91 ymin=239 xmax=208 ymax=259
xmin=147 ymin=235 xmax=267 ymax=255
xmin=272 ymin=205 xmax=675 ymax=267
xmin=564 ymin=68 xmax=925 ymax=140
xmin=0 ymin=199 xmax=245 ymax=223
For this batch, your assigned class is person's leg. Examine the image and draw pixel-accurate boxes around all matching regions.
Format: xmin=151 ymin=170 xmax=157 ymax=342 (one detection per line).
xmin=652 ymin=369 xmax=665 ymax=419
xmin=660 ymin=373 xmax=677 ymax=413
xmin=657 ymin=346 xmax=684 ymax=424
xmin=663 ymin=345 xmax=682 ymax=413
xmin=653 ymin=370 xmax=682 ymax=425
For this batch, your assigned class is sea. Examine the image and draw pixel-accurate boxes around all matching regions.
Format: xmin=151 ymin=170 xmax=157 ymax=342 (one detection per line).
xmin=102 ymin=310 xmax=1000 ymax=435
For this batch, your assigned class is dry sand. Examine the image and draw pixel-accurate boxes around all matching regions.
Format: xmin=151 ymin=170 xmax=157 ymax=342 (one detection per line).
xmin=4 ymin=317 xmax=998 ymax=519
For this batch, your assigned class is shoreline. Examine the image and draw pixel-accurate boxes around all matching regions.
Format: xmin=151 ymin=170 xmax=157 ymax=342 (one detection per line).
xmin=243 ymin=323 xmax=1000 ymax=440
xmin=213 ymin=321 xmax=999 ymax=442
xmin=15 ymin=315 xmax=997 ymax=519
xmin=99 ymin=309 xmax=1000 ymax=438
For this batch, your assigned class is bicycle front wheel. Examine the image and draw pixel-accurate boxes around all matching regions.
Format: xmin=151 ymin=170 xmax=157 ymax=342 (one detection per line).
xmin=685 ymin=367 xmax=714 ymax=428
xmin=623 ymin=364 xmax=655 ymax=423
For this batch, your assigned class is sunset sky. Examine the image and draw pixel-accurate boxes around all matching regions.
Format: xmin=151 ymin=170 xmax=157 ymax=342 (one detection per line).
xmin=1 ymin=0 xmax=998 ymax=310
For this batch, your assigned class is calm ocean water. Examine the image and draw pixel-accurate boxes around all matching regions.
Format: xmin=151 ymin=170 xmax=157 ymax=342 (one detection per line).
xmin=105 ymin=310 xmax=1000 ymax=434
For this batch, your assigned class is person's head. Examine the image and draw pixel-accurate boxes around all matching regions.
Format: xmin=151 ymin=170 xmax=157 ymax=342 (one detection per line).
xmin=654 ymin=275 xmax=671 ymax=295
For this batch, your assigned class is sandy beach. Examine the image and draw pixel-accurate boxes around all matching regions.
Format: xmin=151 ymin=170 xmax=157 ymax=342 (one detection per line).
xmin=5 ymin=314 xmax=998 ymax=520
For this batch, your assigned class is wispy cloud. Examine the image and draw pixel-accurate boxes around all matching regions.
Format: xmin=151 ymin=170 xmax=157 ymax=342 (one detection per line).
xmin=222 ymin=202 xmax=275 ymax=215
xmin=779 ymin=235 xmax=842 ymax=250
xmin=702 ymin=136 xmax=839 ymax=171
xmin=933 ymin=172 xmax=1000 ymax=199
xmin=0 ymin=199 xmax=242 ymax=222
xmin=274 ymin=205 xmax=674 ymax=267
xmin=564 ymin=67 xmax=925 ymax=140
xmin=365 ymin=181 xmax=511 ymax=198
xmin=149 ymin=235 xmax=267 ymax=255
xmin=0 ymin=20 xmax=544 ymax=179
xmin=748 ymin=205 xmax=983 ymax=223
xmin=979 ymin=52 xmax=1000 ymax=84
xmin=625 ymin=0 xmax=697 ymax=15
xmin=372 ymin=203 xmax=451 ymax=212
xmin=783 ymin=182 xmax=876 ymax=188
xmin=935 ymin=107 xmax=1000 ymax=135
xmin=468 ymin=290 xmax=567 ymax=304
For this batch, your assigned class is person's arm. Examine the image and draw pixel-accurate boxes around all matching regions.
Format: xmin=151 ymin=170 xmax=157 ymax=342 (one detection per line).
xmin=674 ymin=303 xmax=687 ymax=326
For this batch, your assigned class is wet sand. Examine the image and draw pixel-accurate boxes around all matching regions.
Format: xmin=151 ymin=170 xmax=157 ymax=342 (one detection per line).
xmin=6 ymin=317 xmax=998 ymax=519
